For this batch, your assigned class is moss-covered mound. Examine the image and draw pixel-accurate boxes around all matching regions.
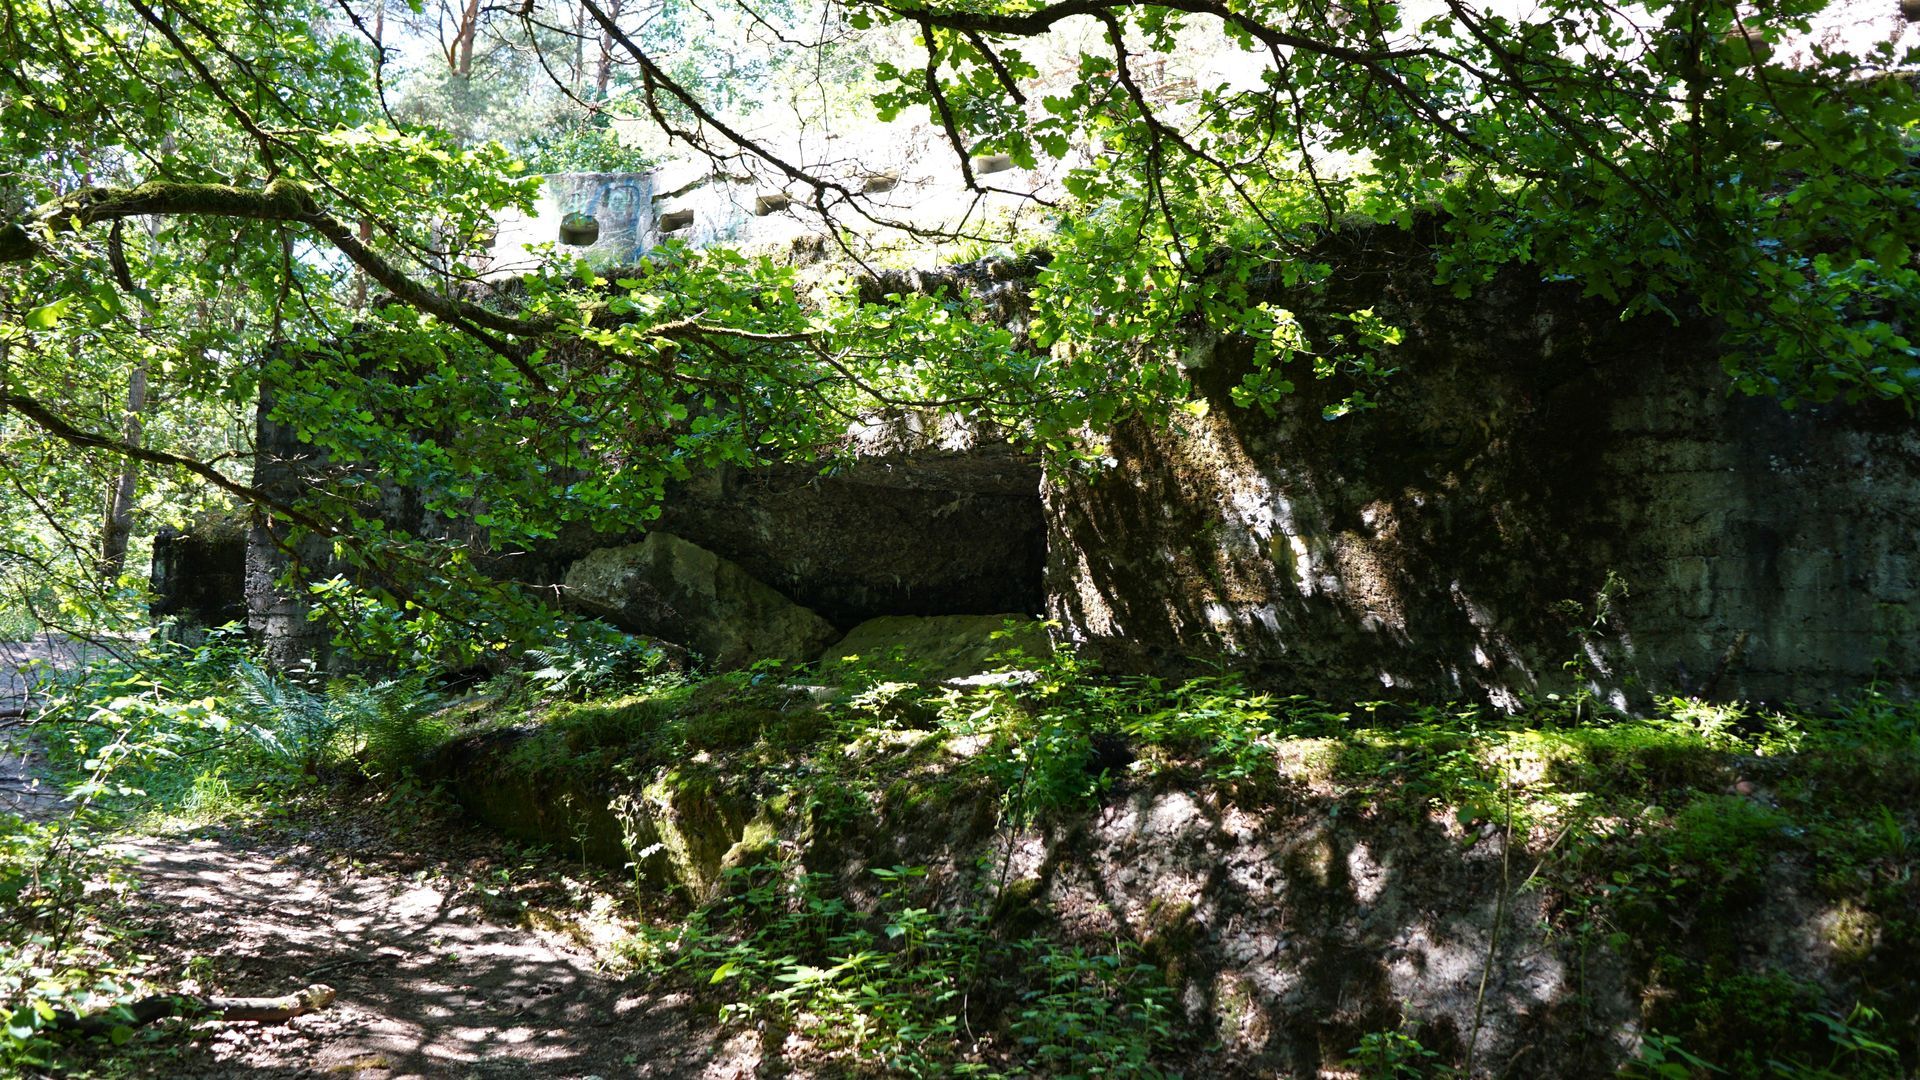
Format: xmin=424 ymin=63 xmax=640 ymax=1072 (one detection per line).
xmin=419 ymin=660 xmax=1920 ymax=1079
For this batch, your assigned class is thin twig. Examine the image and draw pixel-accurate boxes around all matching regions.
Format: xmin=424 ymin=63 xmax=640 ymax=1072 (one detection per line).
xmin=1464 ymin=771 xmax=1514 ymax=1077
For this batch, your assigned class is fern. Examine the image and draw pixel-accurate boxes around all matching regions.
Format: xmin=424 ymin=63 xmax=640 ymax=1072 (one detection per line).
xmin=330 ymin=676 xmax=448 ymax=779
xmin=525 ymin=625 xmax=665 ymax=699
xmin=229 ymin=663 xmax=448 ymax=778
xmin=231 ymin=661 xmax=333 ymax=772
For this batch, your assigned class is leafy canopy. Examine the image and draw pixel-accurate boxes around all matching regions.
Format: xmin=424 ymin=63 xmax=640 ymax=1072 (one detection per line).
xmin=0 ymin=0 xmax=1915 ymax=655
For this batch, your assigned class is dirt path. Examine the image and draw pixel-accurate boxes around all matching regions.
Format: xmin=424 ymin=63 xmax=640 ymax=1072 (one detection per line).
xmin=0 ymin=728 xmax=61 ymax=821
xmin=1 ymin=638 xmax=760 ymax=1079
xmin=0 ymin=635 xmax=109 ymax=819
xmin=113 ymin=827 xmax=752 ymax=1078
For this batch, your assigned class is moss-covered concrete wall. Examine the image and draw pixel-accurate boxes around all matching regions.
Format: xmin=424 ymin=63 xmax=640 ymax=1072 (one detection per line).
xmin=151 ymin=511 xmax=249 ymax=633
xmin=227 ymin=228 xmax=1917 ymax=699
xmin=1043 ymin=229 xmax=1919 ymax=706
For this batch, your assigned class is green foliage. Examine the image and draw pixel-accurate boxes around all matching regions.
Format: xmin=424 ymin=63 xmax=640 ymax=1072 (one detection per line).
xmin=629 ymin=861 xmax=1177 ymax=1076
xmin=0 ymin=0 xmax=1915 ymax=694
xmin=1665 ymin=794 xmax=1789 ymax=868
xmin=0 ymin=769 xmax=204 ymax=1070
xmin=1007 ymin=940 xmax=1175 ymax=1078
xmin=1117 ymin=675 xmax=1287 ymax=783
xmin=521 ymin=122 xmax=657 ymax=175
xmin=1626 ymin=1031 xmax=1726 ymax=1079
xmin=2 ymin=0 xmax=1915 ymax=681
xmin=501 ymin=693 xmax=678 ymax=782
xmin=1789 ymin=1005 xmax=1903 ymax=1079
xmin=1345 ymin=1024 xmax=1454 ymax=1080
xmin=0 ymin=652 xmax=221 ymax=1068
xmin=5 ymin=631 xmax=1919 ymax=1076
xmin=524 ymin=624 xmax=673 ymax=701
xmin=229 ymin=663 xmax=452 ymax=782
xmin=28 ymin=635 xmax=454 ymax=818
xmin=0 ymin=640 xmax=456 ymax=1070
xmin=1629 ymin=994 xmax=1903 ymax=1079
xmin=487 ymin=664 xmax=820 ymax=789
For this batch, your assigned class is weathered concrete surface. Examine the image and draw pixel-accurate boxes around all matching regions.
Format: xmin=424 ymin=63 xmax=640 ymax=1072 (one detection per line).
xmin=150 ymin=511 xmax=248 ymax=632
xmin=1044 ymin=228 xmax=1920 ymax=706
xmin=225 ymin=231 xmax=1913 ymax=699
xmin=236 ymin=365 xmax=1044 ymax=670
xmin=486 ymin=171 xmax=657 ymax=275
xmin=458 ymin=433 xmax=1046 ymax=629
xmin=244 ymin=362 xmax=495 ymax=671
xmin=431 ymin=728 xmax=775 ymax=901
xmin=244 ymin=392 xmax=403 ymax=672
xmin=653 ymin=445 xmax=1046 ymax=628
xmin=245 ymin=364 xmax=350 ymax=670
xmin=820 ymin=613 xmax=1052 ymax=682
xmin=564 ymin=533 xmax=840 ymax=668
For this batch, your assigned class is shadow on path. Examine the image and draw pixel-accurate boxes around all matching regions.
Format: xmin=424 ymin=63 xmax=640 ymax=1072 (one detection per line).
xmin=0 ymin=635 xmax=761 ymax=1079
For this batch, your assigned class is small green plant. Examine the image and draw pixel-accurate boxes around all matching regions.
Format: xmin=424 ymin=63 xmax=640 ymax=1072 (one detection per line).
xmin=1543 ymin=570 xmax=1629 ymax=724
xmin=1862 ymin=805 xmax=1912 ymax=862
xmin=1627 ymin=1003 xmax=1901 ymax=1080
xmin=1120 ymin=673 xmax=1283 ymax=784
xmin=627 ymin=861 xmax=1178 ymax=1075
xmin=1662 ymin=698 xmax=1752 ymax=749
xmin=1009 ymin=939 xmax=1175 ymax=1078
xmin=525 ymin=623 xmax=672 ymax=700
xmin=232 ymin=662 xmax=449 ymax=781
xmin=1626 ymin=1031 xmax=1724 ymax=1078
xmin=1776 ymin=1004 xmax=1901 ymax=1079
xmin=1666 ymin=795 xmax=1789 ymax=870
xmin=1345 ymin=1023 xmax=1451 ymax=1079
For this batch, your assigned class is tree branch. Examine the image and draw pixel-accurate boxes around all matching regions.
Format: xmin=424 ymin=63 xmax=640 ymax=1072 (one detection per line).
xmin=887 ymin=0 xmax=1501 ymax=161
xmin=0 ymin=179 xmax=555 ymax=386
xmin=0 ymin=388 xmax=339 ymax=538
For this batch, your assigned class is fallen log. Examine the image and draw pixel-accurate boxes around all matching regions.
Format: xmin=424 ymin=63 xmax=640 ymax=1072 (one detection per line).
xmin=51 ymin=982 xmax=335 ymax=1036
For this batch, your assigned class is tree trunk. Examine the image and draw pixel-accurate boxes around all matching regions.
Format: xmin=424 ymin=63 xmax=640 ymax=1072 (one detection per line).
xmin=351 ymin=217 xmax=374 ymax=310
xmin=455 ymin=0 xmax=483 ymax=77
xmin=97 ymin=363 xmax=148 ymax=581
xmin=98 ymin=213 xmax=155 ymax=583
xmin=351 ymin=6 xmax=381 ymax=311
xmin=573 ymin=0 xmax=589 ymax=94
xmin=594 ymin=0 xmax=624 ymax=99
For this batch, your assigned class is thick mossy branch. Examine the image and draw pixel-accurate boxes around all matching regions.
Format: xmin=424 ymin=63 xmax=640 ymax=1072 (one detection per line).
xmin=3 ymin=180 xmax=320 ymax=257
xmin=0 ymin=180 xmax=555 ymax=364
xmin=77 ymin=179 xmax=315 ymax=227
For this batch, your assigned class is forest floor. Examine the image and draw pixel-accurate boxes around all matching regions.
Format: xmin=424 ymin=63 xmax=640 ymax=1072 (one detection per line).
xmin=8 ymin=635 xmax=1914 ymax=1078
xmin=0 ymin=637 xmax=755 ymax=1080
xmin=75 ymin=816 xmax=750 ymax=1078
